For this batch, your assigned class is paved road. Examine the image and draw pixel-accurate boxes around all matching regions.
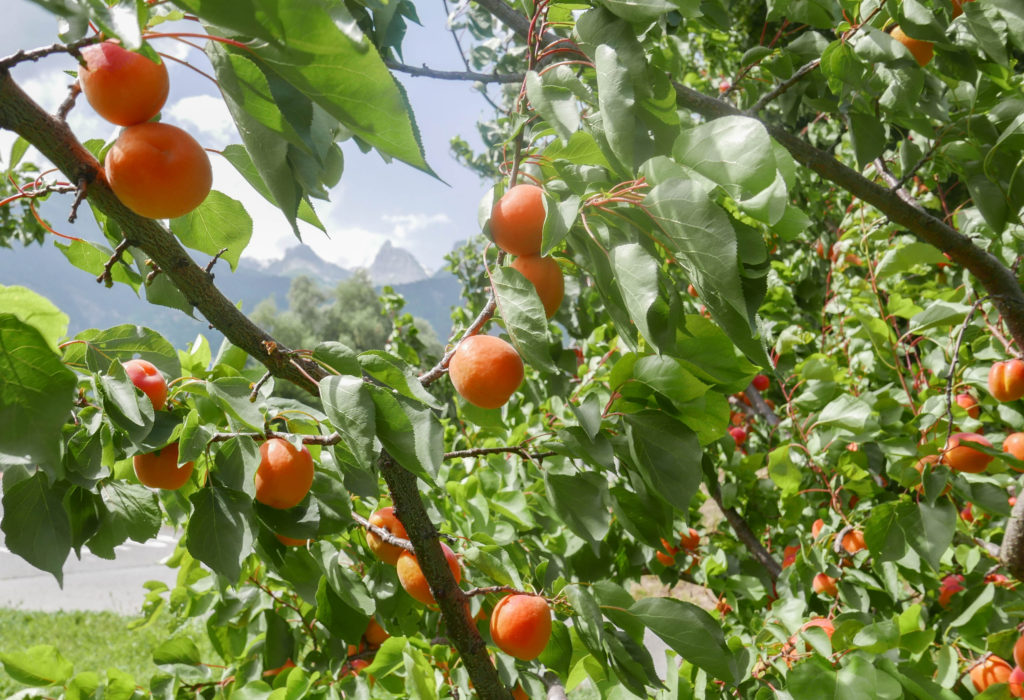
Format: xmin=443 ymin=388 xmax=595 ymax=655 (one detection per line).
xmin=0 ymin=528 xmax=179 ymax=614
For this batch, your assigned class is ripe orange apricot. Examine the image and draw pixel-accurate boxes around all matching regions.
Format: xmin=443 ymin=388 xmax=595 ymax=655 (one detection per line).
xmin=275 ymin=533 xmax=310 ymax=547
xmin=1010 ymin=666 xmax=1024 ymax=698
xmin=655 ymin=550 xmax=675 ymax=567
xmin=510 ymin=255 xmax=564 ymax=318
xmin=679 ymin=528 xmax=700 ymax=552
xmin=891 ymin=26 xmax=934 ymax=67
xmin=1005 ymin=433 xmax=1024 ymax=464
xmin=490 ymin=184 xmax=545 ymax=257
xmin=781 ymin=545 xmax=799 ymax=569
xmin=811 ymin=518 xmax=825 ymax=539
xmin=938 ymin=574 xmax=964 ymax=607
xmin=105 ymin=122 xmax=212 ymax=219
xmin=396 ymin=543 xmax=461 ymax=605
xmin=511 ymin=684 xmax=529 ymax=700
xmin=448 ymin=334 xmax=524 ymax=409
xmin=133 ymin=442 xmax=193 ymax=490
xmin=812 ymin=573 xmax=838 ymax=597
xmin=78 ymin=41 xmax=169 ymax=126
xmin=841 ymin=530 xmax=866 ymax=554
xmin=800 ymin=617 xmax=835 ymax=638
xmin=942 ymin=432 xmax=994 ymax=474
xmin=952 ymin=0 xmax=975 ymax=17
xmin=956 ymin=393 xmax=980 ymax=419
xmin=254 ymin=437 xmax=314 ymax=509
xmin=366 ymin=506 xmax=408 ymax=565
xmin=989 ymin=360 xmax=1024 ymax=402
xmin=490 ymin=594 xmax=552 ymax=661
xmin=971 ymin=655 xmax=1013 ymax=692
xmin=122 ymin=358 xmax=167 ymax=410
xmin=364 ymin=617 xmax=389 ymax=646
xmin=1015 ymin=634 xmax=1024 ymax=669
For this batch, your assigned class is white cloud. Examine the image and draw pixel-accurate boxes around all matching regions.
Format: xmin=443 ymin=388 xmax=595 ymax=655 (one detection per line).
xmin=381 ymin=212 xmax=452 ymax=244
xmin=165 ymin=94 xmax=236 ymax=147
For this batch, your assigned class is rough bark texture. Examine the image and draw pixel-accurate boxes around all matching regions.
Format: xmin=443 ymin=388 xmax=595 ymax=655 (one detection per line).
xmin=0 ymin=67 xmax=511 ymax=698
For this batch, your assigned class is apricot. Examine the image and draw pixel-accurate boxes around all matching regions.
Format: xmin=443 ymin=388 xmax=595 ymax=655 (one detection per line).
xmin=490 ymin=184 xmax=545 ymax=257
xmin=122 ymin=358 xmax=167 ymax=410
xmin=729 ymin=427 xmax=747 ymax=446
xmin=448 ymin=334 xmax=524 ymax=409
xmin=133 ymin=442 xmax=193 ymax=490
xmin=1015 ymin=634 xmax=1024 ymax=669
xmin=396 ymin=543 xmax=461 ymax=605
xmin=365 ymin=506 xmax=409 ymax=565
xmin=841 ymin=530 xmax=866 ymax=555
xmin=254 ymin=438 xmax=315 ymax=509
xmin=811 ymin=518 xmax=825 ymax=539
xmin=275 ymin=533 xmax=310 ymax=547
xmin=105 ymin=122 xmax=212 ymax=219
xmin=512 ymin=684 xmax=529 ymax=700
xmin=812 ymin=573 xmax=838 ymax=597
xmin=655 ymin=550 xmax=675 ymax=567
xmin=78 ymin=41 xmax=169 ymax=126
xmin=989 ymin=359 xmax=1024 ymax=402
xmin=952 ymin=0 xmax=975 ymax=17
xmin=955 ymin=393 xmax=980 ymax=419
xmin=800 ymin=617 xmax=835 ymax=638
xmin=1005 ymin=433 xmax=1024 ymax=464
xmin=938 ymin=574 xmax=964 ymax=607
xmin=971 ymin=655 xmax=1013 ymax=693
xmin=752 ymin=374 xmax=770 ymax=392
xmin=364 ymin=617 xmax=389 ymax=647
xmin=490 ymin=594 xmax=552 ymax=661
xmin=781 ymin=545 xmax=799 ymax=569
xmin=510 ymin=255 xmax=564 ymax=318
xmin=891 ymin=26 xmax=934 ymax=67
xmin=678 ymin=528 xmax=700 ymax=552
xmin=942 ymin=433 xmax=994 ymax=474
xmin=1011 ymin=666 xmax=1024 ymax=698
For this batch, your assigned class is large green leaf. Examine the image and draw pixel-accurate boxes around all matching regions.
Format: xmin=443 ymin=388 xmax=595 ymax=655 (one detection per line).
xmin=218 ymin=145 xmax=325 ymax=232
xmin=320 ymin=375 xmax=376 ymax=471
xmin=623 ymin=412 xmax=702 ymax=513
xmin=610 ymin=243 xmax=661 ymax=349
xmin=62 ymin=324 xmax=180 ymax=379
xmin=186 ymin=485 xmax=254 ymax=581
xmin=1 ymin=471 xmax=70 ymax=584
xmin=170 ymin=191 xmax=253 ymax=271
xmin=179 ymin=0 xmax=431 ymax=173
xmin=368 ymin=387 xmax=441 ymax=484
xmin=595 ymin=45 xmax=635 ymax=172
xmin=0 ymin=645 xmax=73 ymax=687
xmin=631 ymin=597 xmax=739 ymax=683
xmin=0 ymin=315 xmax=77 ymax=468
xmin=0 ymin=285 xmax=68 ymax=352
xmin=490 ymin=267 xmax=557 ymax=373
xmin=673 ymin=116 xmax=778 ymax=199
xmin=544 ymin=472 xmax=610 ymax=546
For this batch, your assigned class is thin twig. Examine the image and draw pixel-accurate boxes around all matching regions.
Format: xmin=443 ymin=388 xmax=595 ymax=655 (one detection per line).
xmin=941 ymin=298 xmax=986 ymax=450
xmin=144 ymin=259 xmax=162 ymax=285
xmin=67 ymin=176 xmax=88 ymax=223
xmin=744 ymin=385 xmax=780 ymax=426
xmin=385 ymin=61 xmax=524 ymax=84
xmin=96 ymin=238 xmax=132 ymax=288
xmin=351 ymin=512 xmax=415 ymax=553
xmin=208 ymin=429 xmax=343 ymax=445
xmin=0 ymin=36 xmax=99 ymax=69
xmin=249 ymin=371 xmax=272 ymax=402
xmin=464 ymin=585 xmax=528 ymax=597
xmin=747 ymin=58 xmax=820 ymax=114
xmin=892 ymin=140 xmax=940 ymax=192
xmin=56 ymin=82 xmax=81 ymax=121
xmin=418 ymin=295 xmax=498 ymax=386
xmin=443 ymin=446 xmax=556 ymax=461
xmin=204 ymin=247 xmax=228 ymax=276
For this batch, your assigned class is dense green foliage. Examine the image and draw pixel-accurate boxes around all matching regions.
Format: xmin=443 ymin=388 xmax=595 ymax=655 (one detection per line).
xmin=1 ymin=0 xmax=1024 ymax=698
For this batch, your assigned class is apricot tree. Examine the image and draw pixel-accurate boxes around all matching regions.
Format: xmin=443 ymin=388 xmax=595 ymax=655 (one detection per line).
xmin=1 ymin=0 xmax=1024 ymax=698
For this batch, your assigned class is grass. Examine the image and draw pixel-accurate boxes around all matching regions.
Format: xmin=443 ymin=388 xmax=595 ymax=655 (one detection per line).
xmin=0 ymin=608 xmax=212 ymax=696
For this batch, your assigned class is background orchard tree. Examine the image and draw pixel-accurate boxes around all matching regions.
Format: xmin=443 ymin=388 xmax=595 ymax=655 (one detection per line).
xmin=1 ymin=0 xmax=1024 ymax=698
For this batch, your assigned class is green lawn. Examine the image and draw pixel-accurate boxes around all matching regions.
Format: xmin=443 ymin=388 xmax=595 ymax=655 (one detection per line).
xmin=0 ymin=608 xmax=211 ymax=697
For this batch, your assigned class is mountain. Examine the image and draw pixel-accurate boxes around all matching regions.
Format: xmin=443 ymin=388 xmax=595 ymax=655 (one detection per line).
xmin=1 ymin=238 xmax=460 ymax=349
xmin=368 ymin=240 xmax=428 ymax=285
xmin=252 ymin=244 xmax=351 ymax=284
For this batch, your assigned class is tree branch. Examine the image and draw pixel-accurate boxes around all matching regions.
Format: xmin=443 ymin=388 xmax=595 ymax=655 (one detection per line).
xmin=708 ymin=480 xmax=783 ymax=581
xmin=386 ymin=61 xmax=524 ymax=84
xmin=351 ymin=512 xmax=414 ymax=553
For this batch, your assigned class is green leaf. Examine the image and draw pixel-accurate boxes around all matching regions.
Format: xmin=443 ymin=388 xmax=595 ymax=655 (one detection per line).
xmin=631 ymin=597 xmax=738 ymax=683
xmin=902 ymin=500 xmax=956 ymax=571
xmin=170 ymin=191 xmax=253 ymax=271
xmin=1 ymin=471 xmax=70 ymax=584
xmin=0 ymin=315 xmax=77 ymax=468
xmin=62 ymin=324 xmax=180 ymax=379
xmin=320 ymin=375 xmax=376 ymax=471
xmin=0 ymin=285 xmax=68 ymax=352
xmin=544 ymin=472 xmax=610 ymax=546
xmin=186 ymin=485 xmax=253 ymax=581
xmin=541 ymin=193 xmax=580 ymax=255
xmin=312 ymin=341 xmax=360 ymax=376
xmin=674 ymin=116 xmax=777 ymax=198
xmin=908 ymin=302 xmax=971 ymax=334
xmin=768 ymin=445 xmax=803 ymax=497
xmin=848 ymin=111 xmax=886 ymax=169
xmin=525 ymin=69 xmax=580 ymax=144
xmin=403 ymin=646 xmax=439 ymax=700
xmin=563 ymin=584 xmax=607 ymax=663
xmin=0 ymin=645 xmax=73 ymax=686
xmin=631 ymin=356 xmax=709 ymax=404
xmin=183 ymin=0 xmax=432 ymax=174
xmin=610 ymin=244 xmax=661 ymax=349
xmin=623 ymin=412 xmax=702 ymax=513
xmin=218 ymin=145 xmax=325 ymax=233
xmin=358 ymin=351 xmax=440 ymax=408
xmin=788 ymin=656 xmax=838 ymax=698
xmin=875 ymin=242 xmax=950 ymax=280
xmin=97 ymin=363 xmax=154 ymax=444
xmin=101 ymin=481 xmax=161 ymax=543
xmin=598 ymin=0 xmax=676 ymax=21
xmin=595 ymin=44 xmax=636 ymax=172
xmin=153 ymin=637 xmax=201 ymax=666
xmin=207 ymin=377 xmax=266 ymax=432
xmin=490 ymin=267 xmax=557 ymax=373
xmin=368 ymin=386 xmax=441 ymax=484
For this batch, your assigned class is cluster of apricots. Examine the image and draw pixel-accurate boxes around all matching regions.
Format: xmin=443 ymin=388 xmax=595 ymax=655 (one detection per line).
xmin=968 ymin=633 xmax=1024 ymax=695
xmin=889 ymin=0 xmax=975 ymax=67
xmin=654 ymin=527 xmax=700 ymax=568
xmin=448 ymin=184 xmax=564 ymax=410
xmin=124 ymin=361 xmax=316 ymax=516
xmin=78 ymin=41 xmax=211 ymax=219
xmin=364 ymin=507 xmax=553 ymax=662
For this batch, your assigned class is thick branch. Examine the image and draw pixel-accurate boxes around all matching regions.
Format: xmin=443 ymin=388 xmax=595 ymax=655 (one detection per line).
xmin=708 ymin=482 xmax=782 ymax=581
xmin=671 ymin=81 xmax=1024 ymax=356
xmin=386 ymin=61 xmax=523 ymax=84
xmin=0 ymin=67 xmax=511 ymax=696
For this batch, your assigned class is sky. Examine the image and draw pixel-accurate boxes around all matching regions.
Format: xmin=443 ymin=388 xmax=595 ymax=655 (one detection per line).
xmin=0 ymin=0 xmax=498 ymax=272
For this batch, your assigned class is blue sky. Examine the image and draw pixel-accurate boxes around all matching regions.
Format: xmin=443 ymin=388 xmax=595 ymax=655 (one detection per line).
xmin=1 ymin=1 xmax=497 ymax=272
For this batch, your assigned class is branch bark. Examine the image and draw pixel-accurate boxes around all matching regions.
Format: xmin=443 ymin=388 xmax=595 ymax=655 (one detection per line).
xmin=0 ymin=67 xmax=512 ymax=699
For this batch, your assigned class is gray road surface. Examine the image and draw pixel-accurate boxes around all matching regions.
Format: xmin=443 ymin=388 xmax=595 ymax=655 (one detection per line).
xmin=0 ymin=528 xmax=179 ymax=614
